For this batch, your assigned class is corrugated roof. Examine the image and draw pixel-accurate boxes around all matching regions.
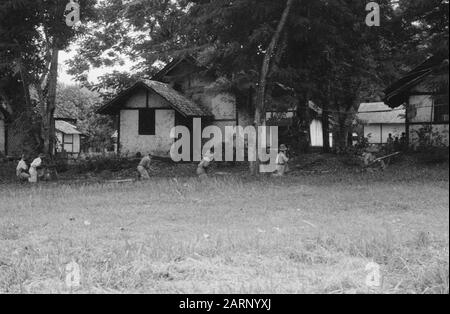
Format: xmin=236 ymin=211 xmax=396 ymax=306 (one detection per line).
xmin=97 ymin=80 xmax=211 ymax=117
xmin=357 ymin=102 xmax=405 ymax=124
xmin=55 ymin=120 xmax=82 ymax=135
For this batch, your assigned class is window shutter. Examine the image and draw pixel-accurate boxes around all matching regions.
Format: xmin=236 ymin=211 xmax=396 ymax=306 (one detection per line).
xmin=139 ymin=109 xmax=156 ymax=135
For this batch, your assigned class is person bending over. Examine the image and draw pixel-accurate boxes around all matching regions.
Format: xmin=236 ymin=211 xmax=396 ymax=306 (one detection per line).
xmin=137 ymin=153 xmax=152 ymax=180
xmin=16 ymin=154 xmax=30 ymax=182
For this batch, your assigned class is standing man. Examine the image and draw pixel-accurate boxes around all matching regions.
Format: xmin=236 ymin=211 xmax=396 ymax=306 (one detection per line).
xmin=274 ymin=144 xmax=289 ymax=176
xmin=29 ymin=153 xmax=45 ymax=183
xmin=386 ymin=134 xmax=394 ymax=153
xmin=394 ymin=136 xmax=400 ymax=151
xmin=16 ymin=154 xmax=30 ymax=182
xmin=400 ymin=132 xmax=408 ymax=152
xmin=137 ymin=153 xmax=152 ymax=180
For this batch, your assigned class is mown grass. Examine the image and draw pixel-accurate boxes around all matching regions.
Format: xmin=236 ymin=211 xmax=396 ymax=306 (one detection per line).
xmin=0 ymin=163 xmax=448 ymax=294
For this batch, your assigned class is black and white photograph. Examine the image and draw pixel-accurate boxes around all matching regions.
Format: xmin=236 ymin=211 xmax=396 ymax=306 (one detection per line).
xmin=0 ymin=0 xmax=448 ymax=298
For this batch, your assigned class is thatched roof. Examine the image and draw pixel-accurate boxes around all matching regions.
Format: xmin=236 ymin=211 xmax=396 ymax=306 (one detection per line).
xmin=358 ymin=102 xmax=405 ymax=124
xmin=151 ymin=55 xmax=201 ymax=81
xmin=55 ymin=120 xmax=81 ymax=135
xmin=97 ymin=80 xmax=211 ymax=117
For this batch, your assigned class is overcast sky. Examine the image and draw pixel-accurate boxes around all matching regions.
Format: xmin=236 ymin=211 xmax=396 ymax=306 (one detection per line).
xmin=58 ymin=47 xmax=135 ymax=86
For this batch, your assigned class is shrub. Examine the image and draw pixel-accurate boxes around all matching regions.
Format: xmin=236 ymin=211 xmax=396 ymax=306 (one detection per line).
xmin=414 ymin=126 xmax=449 ymax=164
xmin=72 ymin=156 xmax=138 ymax=174
xmin=415 ymin=147 xmax=449 ymax=164
xmin=54 ymin=157 xmax=69 ymax=173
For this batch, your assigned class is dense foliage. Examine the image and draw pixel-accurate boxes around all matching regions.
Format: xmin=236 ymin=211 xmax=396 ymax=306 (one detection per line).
xmin=1 ymin=0 xmax=448 ymax=161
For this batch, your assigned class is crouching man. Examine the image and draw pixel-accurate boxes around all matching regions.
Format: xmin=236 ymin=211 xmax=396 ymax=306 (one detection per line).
xmin=16 ymin=154 xmax=30 ymax=182
xmin=137 ymin=153 xmax=152 ymax=180
xmin=29 ymin=154 xmax=46 ymax=183
xmin=273 ymin=144 xmax=289 ymax=176
xmin=196 ymin=149 xmax=214 ymax=179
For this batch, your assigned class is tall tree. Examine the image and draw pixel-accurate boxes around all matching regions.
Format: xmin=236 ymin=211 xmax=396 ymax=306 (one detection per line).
xmin=67 ymin=0 xmax=438 ymax=160
xmin=56 ymin=83 xmax=115 ymax=151
xmin=0 ymin=0 xmax=96 ymax=155
xmin=251 ymin=0 xmax=295 ymax=173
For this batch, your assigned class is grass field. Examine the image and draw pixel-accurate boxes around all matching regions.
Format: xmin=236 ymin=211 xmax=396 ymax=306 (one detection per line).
xmin=0 ymin=162 xmax=448 ymax=294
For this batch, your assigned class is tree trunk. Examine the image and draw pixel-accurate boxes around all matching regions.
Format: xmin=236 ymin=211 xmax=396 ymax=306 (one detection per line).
xmin=42 ymin=47 xmax=59 ymax=156
xmin=300 ymin=96 xmax=311 ymax=153
xmin=322 ymin=101 xmax=330 ymax=153
xmin=336 ymin=121 xmax=349 ymax=154
xmin=251 ymin=0 xmax=295 ymax=175
xmin=17 ymin=58 xmax=32 ymax=112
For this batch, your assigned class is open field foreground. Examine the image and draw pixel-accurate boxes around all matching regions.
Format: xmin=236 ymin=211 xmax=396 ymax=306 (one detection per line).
xmin=0 ymin=164 xmax=448 ymax=294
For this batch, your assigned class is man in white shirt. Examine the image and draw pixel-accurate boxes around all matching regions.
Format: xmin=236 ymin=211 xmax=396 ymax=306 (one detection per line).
xmin=29 ymin=154 xmax=45 ymax=183
xmin=197 ymin=148 xmax=215 ymax=179
xmin=137 ymin=153 xmax=152 ymax=180
xmin=274 ymin=144 xmax=289 ymax=176
xmin=16 ymin=155 xmax=30 ymax=182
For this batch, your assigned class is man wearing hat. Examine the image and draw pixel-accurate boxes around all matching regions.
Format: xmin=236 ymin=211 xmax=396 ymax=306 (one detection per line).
xmin=274 ymin=144 xmax=289 ymax=176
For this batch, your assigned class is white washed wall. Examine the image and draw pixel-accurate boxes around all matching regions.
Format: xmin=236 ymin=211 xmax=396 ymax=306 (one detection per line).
xmin=364 ymin=124 xmax=405 ymax=144
xmin=56 ymin=132 xmax=81 ymax=154
xmin=310 ymin=119 xmax=333 ymax=147
xmin=409 ymin=124 xmax=450 ymax=148
xmin=120 ymin=109 xmax=175 ymax=157
xmin=408 ymin=95 xmax=449 ymax=147
xmin=409 ymin=95 xmax=433 ymax=123
xmin=73 ymin=134 xmax=81 ymax=153
xmin=381 ymin=124 xmax=406 ymax=142
xmin=364 ymin=125 xmax=382 ymax=144
xmin=119 ymin=88 xmax=176 ymax=156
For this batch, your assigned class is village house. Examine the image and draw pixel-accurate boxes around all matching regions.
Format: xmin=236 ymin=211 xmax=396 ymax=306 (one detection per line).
xmin=384 ymin=55 xmax=449 ymax=148
xmin=98 ymin=56 xmax=333 ymax=157
xmin=55 ymin=120 xmax=82 ymax=158
xmin=97 ymin=79 xmax=213 ymax=157
xmin=54 ymin=106 xmax=82 ymax=158
xmin=97 ymin=57 xmax=254 ymax=157
xmin=357 ymin=102 xmax=406 ymax=145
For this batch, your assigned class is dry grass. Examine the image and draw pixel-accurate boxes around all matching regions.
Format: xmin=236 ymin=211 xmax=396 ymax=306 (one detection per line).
xmin=0 ymin=163 xmax=448 ymax=294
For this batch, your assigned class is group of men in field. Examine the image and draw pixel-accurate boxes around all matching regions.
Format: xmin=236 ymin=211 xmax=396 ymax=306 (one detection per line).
xmin=386 ymin=133 xmax=408 ymax=153
xmin=16 ymin=144 xmax=290 ymax=183
xmin=137 ymin=144 xmax=290 ymax=180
